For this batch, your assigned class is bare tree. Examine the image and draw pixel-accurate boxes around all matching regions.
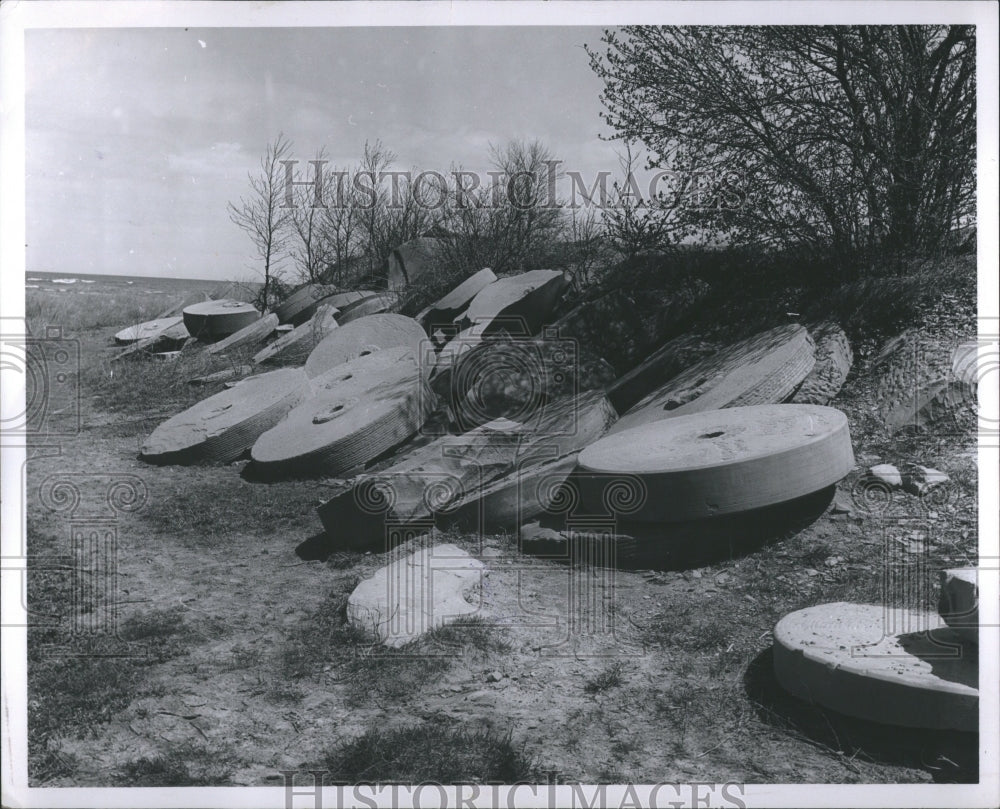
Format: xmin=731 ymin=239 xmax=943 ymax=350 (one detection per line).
xmin=602 ymin=142 xmax=684 ymax=260
xmin=228 ymin=134 xmax=293 ymax=309
xmin=319 ymin=165 xmax=360 ymax=285
xmin=587 ymin=26 xmax=976 ymax=262
xmin=285 ymin=148 xmax=330 ymax=284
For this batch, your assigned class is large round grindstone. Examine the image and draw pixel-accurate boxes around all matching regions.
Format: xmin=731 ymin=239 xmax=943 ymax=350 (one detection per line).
xmin=611 ymin=324 xmax=815 ymax=434
xmin=206 ymin=313 xmax=279 ymax=355
xmin=273 ymin=283 xmax=336 ymax=325
xmin=337 ymin=293 xmax=396 ymax=325
xmin=252 ymin=304 xmax=339 ymax=366
xmin=183 ymin=300 xmax=261 ymax=339
xmin=461 ymin=269 xmax=568 ymax=334
xmin=114 ymin=316 xmax=186 ymax=345
xmin=773 ymin=602 xmax=978 ymax=732
xmin=250 ymin=348 xmax=431 ymax=477
xmin=140 ymin=367 xmax=310 ymax=464
xmin=578 ymin=404 xmax=854 ymax=521
xmin=304 ymin=313 xmax=430 ymax=380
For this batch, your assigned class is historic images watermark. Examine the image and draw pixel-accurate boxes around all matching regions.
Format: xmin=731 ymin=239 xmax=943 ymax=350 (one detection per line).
xmin=279 ymin=771 xmax=748 ymax=809
xmin=279 ymin=160 xmax=747 ymax=213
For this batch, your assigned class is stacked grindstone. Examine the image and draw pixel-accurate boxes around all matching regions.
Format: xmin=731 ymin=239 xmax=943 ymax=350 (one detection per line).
xmin=183 ymin=300 xmax=261 ymax=339
xmin=772 ymin=602 xmax=977 ymax=732
xmin=250 ymin=346 xmax=431 ymax=478
xmin=274 ymin=283 xmax=336 ymax=326
xmin=206 ymin=313 xmax=280 ymax=356
xmin=304 ymin=313 xmax=430 ymax=380
xmin=114 ymin=316 xmax=186 ymax=345
xmin=609 ymin=324 xmax=815 ymax=434
xmin=251 ymin=304 xmax=339 ymax=366
xmin=140 ymin=367 xmax=310 ymax=464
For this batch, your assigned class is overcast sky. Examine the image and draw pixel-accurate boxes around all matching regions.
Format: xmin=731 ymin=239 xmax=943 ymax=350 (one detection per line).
xmin=26 ymin=26 xmax=620 ymax=281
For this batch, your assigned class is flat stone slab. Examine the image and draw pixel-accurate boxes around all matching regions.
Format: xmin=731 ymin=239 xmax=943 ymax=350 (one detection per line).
xmin=347 ymin=543 xmax=487 ymax=647
xmin=773 ymin=602 xmax=977 ymax=732
xmin=579 ymin=404 xmax=854 ymax=521
xmin=790 ymin=323 xmax=853 ymax=405
xmin=183 ymin=300 xmax=261 ymax=339
xmin=305 ymin=313 xmax=429 ymax=380
xmin=417 ymin=268 xmax=498 ymax=334
xmin=114 ymin=316 xmax=186 ymax=345
xmin=939 ymin=568 xmax=979 ymax=645
xmin=387 ymin=237 xmax=444 ymax=291
xmin=252 ymin=304 xmax=339 ymax=366
xmin=460 ymin=269 xmax=568 ymax=335
xmin=274 ymin=283 xmax=337 ymax=326
xmin=337 ymin=293 xmax=397 ymax=325
xmin=206 ymin=313 xmax=280 ymax=355
xmin=317 ymin=391 xmax=617 ymax=548
xmin=611 ymin=324 xmax=815 ymax=434
xmin=606 ymin=333 xmax=719 ymax=414
xmin=250 ymin=347 xmax=430 ymax=477
xmin=141 ymin=367 xmax=310 ymax=464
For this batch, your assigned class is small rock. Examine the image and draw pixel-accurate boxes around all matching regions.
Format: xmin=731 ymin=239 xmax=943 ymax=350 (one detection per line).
xmin=486 ymin=671 xmax=504 ymax=683
xmin=805 ymin=568 xmax=820 ymax=577
xmin=868 ymin=464 xmax=903 ymax=487
xmin=690 ymin=569 xmax=703 ymax=579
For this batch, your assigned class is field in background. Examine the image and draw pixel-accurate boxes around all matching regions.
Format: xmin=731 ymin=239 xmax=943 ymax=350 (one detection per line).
xmin=21 ymin=253 xmax=979 ymax=786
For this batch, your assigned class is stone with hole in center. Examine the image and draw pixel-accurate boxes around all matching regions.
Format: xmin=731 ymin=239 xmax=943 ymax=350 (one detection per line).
xmin=576 ymin=404 xmax=854 ymax=522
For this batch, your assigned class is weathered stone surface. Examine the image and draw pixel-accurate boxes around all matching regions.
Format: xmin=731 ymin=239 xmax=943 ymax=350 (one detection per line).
xmin=610 ymin=324 xmax=815 ymax=434
xmin=790 ymin=323 xmax=853 ymax=405
xmin=417 ymin=268 xmax=497 ymax=336
xmin=773 ymin=602 xmax=977 ymax=732
xmin=141 ymin=367 xmax=310 ymax=464
xmin=111 ymin=319 xmax=191 ymax=362
xmin=305 ymin=313 xmax=430 ymax=380
xmin=252 ymin=304 xmax=340 ymax=366
xmin=445 ymin=330 xmax=617 ymax=431
xmin=580 ymin=404 xmax=854 ymax=521
xmin=867 ymin=464 xmax=904 ymax=488
xmin=459 ymin=269 xmax=569 ymax=335
xmin=206 ymin=313 xmax=280 ymax=355
xmin=250 ymin=347 xmax=431 ymax=477
xmin=606 ymin=333 xmax=719 ymax=414
xmin=387 ymin=237 xmax=444 ymax=291
xmin=183 ymin=300 xmax=261 ymax=339
xmin=188 ymin=365 xmax=253 ymax=386
xmin=347 ymin=543 xmax=486 ymax=647
xmin=114 ymin=316 xmax=186 ymax=345
xmin=274 ymin=283 xmax=337 ymax=326
xmin=316 ymin=391 xmax=617 ymax=548
xmin=445 ymin=453 xmax=580 ymax=531
xmin=938 ymin=568 xmax=979 ymax=645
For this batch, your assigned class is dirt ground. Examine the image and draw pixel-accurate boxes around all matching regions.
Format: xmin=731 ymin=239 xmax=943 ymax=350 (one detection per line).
xmin=24 ymin=315 xmax=980 ymax=787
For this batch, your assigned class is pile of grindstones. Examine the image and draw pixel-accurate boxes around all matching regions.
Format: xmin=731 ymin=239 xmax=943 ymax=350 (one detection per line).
xmin=134 ymin=266 xmax=982 ymax=733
